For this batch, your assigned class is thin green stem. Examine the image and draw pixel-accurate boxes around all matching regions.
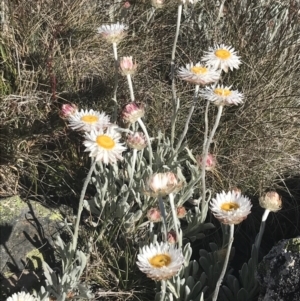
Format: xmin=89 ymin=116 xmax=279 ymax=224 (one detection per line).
xmin=126 ymin=74 xmax=135 ymax=101
xmin=129 ymin=148 xmax=137 ymax=188
xmin=112 ymin=42 xmax=119 ymax=121
xmin=160 ymin=280 xmax=167 ymax=301
xmin=201 ymin=105 xmax=223 ymax=213
xmin=175 ymin=85 xmax=199 ymax=153
xmin=137 ymin=117 xmax=153 ymax=169
xmin=212 ymin=224 xmax=234 ymax=301
xmin=169 ymin=193 xmax=181 ymax=248
xmin=158 ymin=197 xmax=168 ymax=241
xmin=170 ymin=4 xmax=183 ymax=146
xmin=255 ymin=209 xmax=270 ymax=251
xmin=72 ymin=160 xmax=97 ymax=254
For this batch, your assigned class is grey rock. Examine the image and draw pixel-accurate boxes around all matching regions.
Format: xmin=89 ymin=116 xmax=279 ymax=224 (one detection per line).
xmin=256 ymin=237 xmax=300 ymax=301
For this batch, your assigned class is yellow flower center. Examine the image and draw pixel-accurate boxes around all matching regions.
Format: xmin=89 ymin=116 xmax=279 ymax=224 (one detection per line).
xmin=221 ymin=202 xmax=240 ymax=211
xmin=214 ymin=88 xmax=232 ymax=97
xmin=191 ymin=66 xmax=208 ymax=75
xmin=96 ymin=135 xmax=115 ymax=149
xmin=215 ymin=49 xmax=231 ymax=59
xmin=149 ymin=254 xmax=171 ymax=268
xmin=81 ymin=115 xmax=99 ymax=123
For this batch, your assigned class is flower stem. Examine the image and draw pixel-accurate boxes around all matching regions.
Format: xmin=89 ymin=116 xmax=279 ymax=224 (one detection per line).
xmin=137 ymin=117 xmax=153 ymax=169
xmin=175 ymin=85 xmax=199 ymax=153
xmin=169 ymin=193 xmax=181 ymax=248
xmin=170 ymin=4 xmax=182 ymax=146
xmin=129 ymin=148 xmax=137 ymax=188
xmin=160 ymin=280 xmax=167 ymax=301
xmin=72 ymin=160 xmax=97 ymax=254
xmin=212 ymin=224 xmax=234 ymax=301
xmin=255 ymin=209 xmax=270 ymax=251
xmin=201 ymin=105 xmax=223 ymax=213
xmin=112 ymin=42 xmax=119 ymax=121
xmin=158 ymin=197 xmax=168 ymax=241
xmin=126 ymin=74 xmax=135 ymax=101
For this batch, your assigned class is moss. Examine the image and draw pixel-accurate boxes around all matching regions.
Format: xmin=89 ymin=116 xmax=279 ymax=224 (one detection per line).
xmin=25 ymin=249 xmax=44 ymax=270
xmin=0 ymin=196 xmax=26 ymax=222
xmin=0 ymin=195 xmax=63 ymax=223
xmin=286 ymin=238 xmax=300 ymax=253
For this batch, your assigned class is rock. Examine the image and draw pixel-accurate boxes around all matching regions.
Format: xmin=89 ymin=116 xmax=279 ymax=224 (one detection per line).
xmin=0 ymin=196 xmax=64 ymax=298
xmin=256 ymin=237 xmax=300 ymax=301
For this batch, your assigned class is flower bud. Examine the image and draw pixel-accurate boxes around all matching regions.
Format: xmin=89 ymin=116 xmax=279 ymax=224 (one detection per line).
xmin=121 ymin=102 xmax=145 ymax=124
xmin=151 ymin=0 xmax=164 ymax=8
xmin=196 ymin=153 xmax=217 ymax=171
xmin=120 ymin=56 xmax=137 ymax=76
xmin=147 ymin=207 xmax=162 ymax=223
xmin=60 ymin=103 xmax=78 ymax=119
xmin=176 ymin=206 xmax=187 ymax=219
xmin=259 ymin=191 xmax=282 ymax=212
xmin=126 ymin=132 xmax=147 ymax=150
xmin=167 ymin=230 xmax=177 ymax=244
xmin=143 ymin=172 xmax=183 ymax=198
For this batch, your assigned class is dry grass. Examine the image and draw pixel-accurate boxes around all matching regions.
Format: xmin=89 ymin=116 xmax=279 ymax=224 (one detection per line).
xmin=1 ymin=0 xmax=300 ymax=299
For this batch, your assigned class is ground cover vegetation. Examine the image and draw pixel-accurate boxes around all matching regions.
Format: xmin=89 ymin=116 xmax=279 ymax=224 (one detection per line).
xmin=1 ymin=0 xmax=300 ymax=300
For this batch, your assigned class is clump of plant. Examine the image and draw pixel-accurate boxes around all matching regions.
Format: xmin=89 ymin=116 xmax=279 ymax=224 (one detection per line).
xmin=2 ymin=0 xmax=300 ymax=301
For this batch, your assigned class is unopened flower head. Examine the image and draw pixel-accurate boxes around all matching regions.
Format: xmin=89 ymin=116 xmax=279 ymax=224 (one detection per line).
xmin=126 ymin=132 xmax=147 ymax=150
xmin=200 ymin=85 xmax=243 ymax=106
xmin=83 ymin=127 xmax=126 ymax=164
xmin=6 ymin=292 xmax=38 ymax=301
xmin=202 ymin=44 xmax=241 ymax=73
xmin=167 ymin=230 xmax=177 ymax=244
xmin=178 ymin=62 xmax=220 ymax=85
xmin=180 ymin=0 xmax=197 ymax=4
xmin=210 ymin=190 xmax=252 ymax=224
xmin=97 ymin=22 xmax=128 ymax=44
xmin=68 ymin=109 xmax=110 ymax=132
xmin=137 ymin=242 xmax=184 ymax=280
xmin=196 ymin=153 xmax=217 ymax=171
xmin=120 ymin=56 xmax=137 ymax=76
xmin=152 ymin=0 xmax=164 ymax=8
xmin=176 ymin=206 xmax=187 ymax=218
xmin=259 ymin=191 xmax=282 ymax=212
xmin=147 ymin=207 xmax=162 ymax=223
xmin=60 ymin=103 xmax=78 ymax=119
xmin=143 ymin=172 xmax=183 ymax=198
xmin=121 ymin=102 xmax=145 ymax=124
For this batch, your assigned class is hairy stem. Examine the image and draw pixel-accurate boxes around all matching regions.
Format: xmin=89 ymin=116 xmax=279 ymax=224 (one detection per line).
xmin=72 ymin=160 xmax=97 ymax=254
xmin=212 ymin=224 xmax=234 ymax=301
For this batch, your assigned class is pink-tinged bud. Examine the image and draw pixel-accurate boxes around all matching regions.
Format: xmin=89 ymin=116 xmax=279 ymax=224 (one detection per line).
xmin=120 ymin=56 xmax=137 ymax=76
xmin=259 ymin=191 xmax=282 ymax=212
xmin=60 ymin=104 xmax=78 ymax=119
xmin=123 ymin=1 xmax=131 ymax=8
xmin=231 ymin=187 xmax=242 ymax=196
xmin=176 ymin=206 xmax=187 ymax=219
xmin=196 ymin=153 xmax=217 ymax=171
xmin=147 ymin=207 xmax=162 ymax=223
xmin=121 ymin=102 xmax=145 ymax=124
xmin=143 ymin=172 xmax=184 ymax=198
xmin=151 ymin=0 xmax=164 ymax=8
xmin=167 ymin=230 xmax=177 ymax=244
xmin=126 ymin=132 xmax=147 ymax=150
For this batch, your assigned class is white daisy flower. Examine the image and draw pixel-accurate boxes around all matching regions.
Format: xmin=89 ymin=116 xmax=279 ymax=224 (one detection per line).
xmin=210 ymin=190 xmax=252 ymax=225
xmin=200 ymin=85 xmax=243 ymax=106
xmin=202 ymin=44 xmax=241 ymax=73
xmin=83 ymin=127 xmax=126 ymax=164
xmin=97 ymin=22 xmax=128 ymax=44
xmin=137 ymin=242 xmax=184 ymax=280
xmin=68 ymin=109 xmax=110 ymax=132
xmin=6 ymin=292 xmax=38 ymax=301
xmin=178 ymin=62 xmax=220 ymax=85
